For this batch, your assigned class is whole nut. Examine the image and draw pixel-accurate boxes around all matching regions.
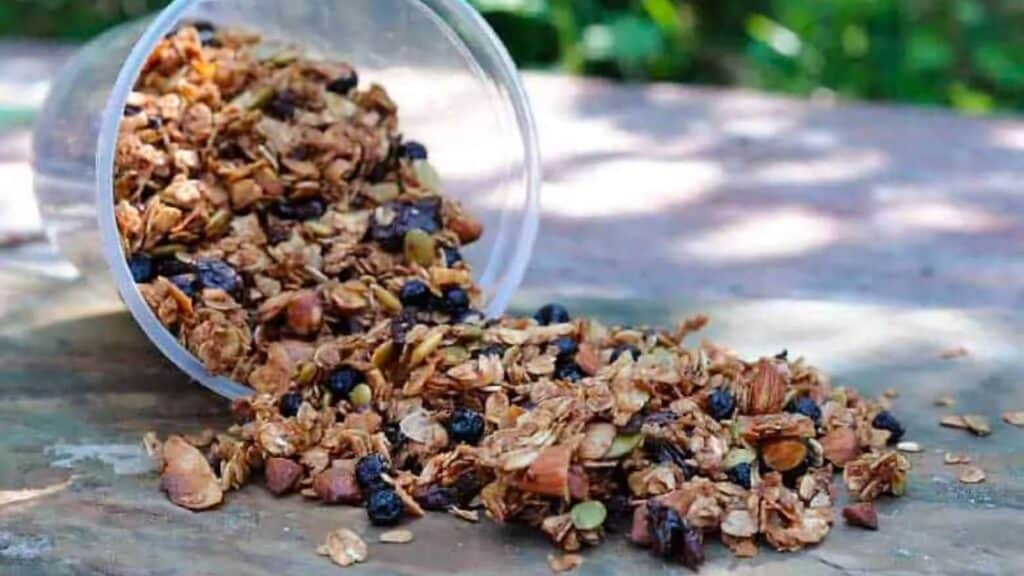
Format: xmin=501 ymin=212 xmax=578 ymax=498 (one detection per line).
xmin=449 ymin=214 xmax=483 ymax=244
xmin=313 ymin=467 xmax=363 ymax=505
xmin=842 ymin=502 xmax=878 ymax=530
xmin=265 ymin=457 xmax=304 ymax=496
xmin=761 ymin=438 xmax=808 ymax=472
xmin=820 ymin=427 xmax=859 ymax=467
xmin=287 ymin=290 xmax=323 ymax=336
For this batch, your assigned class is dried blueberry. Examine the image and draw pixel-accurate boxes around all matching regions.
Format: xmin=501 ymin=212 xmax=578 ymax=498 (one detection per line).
xmin=652 ymin=441 xmax=694 ymax=479
xmin=383 ymin=423 xmax=404 ymax=450
xmin=644 ymin=410 xmax=679 ymax=426
xmin=355 ymin=453 xmax=390 ymax=490
xmin=326 ymin=70 xmax=359 ymax=95
xmin=195 ymin=260 xmax=242 ymax=295
xmin=621 ymin=412 xmax=645 ymax=435
xmin=554 ymin=361 xmax=584 ymax=383
xmin=147 ymin=116 xmax=163 ymax=129
xmin=726 ymin=462 xmax=752 ymax=489
xmin=154 ymin=257 xmax=194 ymax=278
xmin=217 ymin=142 xmax=247 ymax=160
xmin=610 ymin=344 xmax=641 ymax=363
xmin=193 ymin=20 xmax=220 ymax=46
xmin=534 ymin=303 xmax=570 ymax=326
xmin=415 ymin=485 xmax=453 ymax=511
xmin=786 ymin=396 xmax=822 ymax=425
xmin=264 ymin=90 xmax=297 ymax=121
xmin=366 ymin=488 xmax=404 ymax=526
xmin=169 ymin=274 xmax=199 ymax=298
xmin=451 ymin=472 xmax=481 ymax=507
xmin=401 ymin=140 xmax=428 ymax=160
xmin=369 ymin=199 xmax=442 ymax=252
xmin=127 ymin=253 xmax=154 ymax=283
xmin=270 ymin=199 xmax=326 ymax=221
xmin=448 ymin=407 xmax=485 ymax=445
xmin=552 ymin=337 xmax=578 ymax=359
xmin=278 ymin=392 xmax=303 ymax=417
xmin=707 ymin=389 xmax=736 ymax=421
xmin=476 ymin=344 xmax=505 ymax=359
xmin=442 ymin=246 xmax=463 ymax=267
xmin=324 ymin=367 xmax=364 ymax=400
xmin=390 ymin=312 xmax=416 ymax=347
xmin=441 ymin=286 xmax=470 ymax=315
xmin=398 ymin=279 xmax=433 ymax=309
xmin=872 ymin=410 xmax=905 ymax=444
xmin=646 ymin=501 xmax=704 ymax=569
xmin=124 ymin=104 xmax=143 ymax=117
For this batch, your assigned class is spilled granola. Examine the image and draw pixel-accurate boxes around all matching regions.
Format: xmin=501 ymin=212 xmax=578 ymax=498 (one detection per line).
xmin=126 ymin=23 xmax=914 ymax=572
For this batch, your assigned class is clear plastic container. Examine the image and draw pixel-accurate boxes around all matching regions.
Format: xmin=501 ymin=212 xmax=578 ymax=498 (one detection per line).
xmin=32 ymin=0 xmax=541 ymax=399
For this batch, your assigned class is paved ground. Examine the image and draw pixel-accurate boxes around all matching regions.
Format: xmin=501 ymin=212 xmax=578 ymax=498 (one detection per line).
xmin=1 ymin=41 xmax=1023 ymax=576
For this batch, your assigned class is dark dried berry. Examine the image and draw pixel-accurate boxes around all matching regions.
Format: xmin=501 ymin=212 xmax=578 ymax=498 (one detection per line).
xmin=554 ymin=361 xmax=584 ymax=383
xmin=127 ymin=253 xmax=154 ymax=283
xmin=390 ymin=312 xmax=416 ymax=347
xmin=398 ymin=279 xmax=433 ymax=309
xmin=369 ymin=199 xmax=442 ymax=252
xmin=270 ymin=199 xmax=326 ymax=221
xmin=154 ymin=257 xmax=194 ymax=278
xmin=326 ymin=70 xmax=359 ymax=95
xmin=324 ymin=367 xmax=364 ymax=400
xmin=366 ymin=488 xmax=404 ymax=526
xmin=448 ymin=407 xmax=485 ymax=445
xmin=217 ymin=142 xmax=246 ymax=160
xmin=872 ymin=410 xmax=905 ymax=444
xmin=401 ymin=140 xmax=428 ymax=160
xmin=383 ymin=423 xmax=404 ymax=450
xmin=726 ymin=462 xmax=752 ymax=489
xmin=476 ymin=344 xmax=505 ymax=359
xmin=621 ymin=411 xmax=645 ymax=435
xmin=775 ymin=349 xmax=789 ymax=360
xmin=442 ymin=246 xmax=463 ymax=267
xmin=552 ymin=337 xmax=577 ymax=359
xmin=610 ymin=344 xmax=641 ymax=363
xmin=451 ymin=472 xmax=481 ymax=507
xmin=644 ymin=410 xmax=679 ymax=426
xmin=278 ymin=392 xmax=303 ymax=417
xmin=264 ymin=90 xmax=297 ymax=120
xmin=415 ymin=485 xmax=453 ymax=511
xmin=441 ymin=286 xmax=470 ymax=315
xmin=147 ymin=116 xmax=163 ymax=129
xmin=124 ymin=104 xmax=143 ymax=117
xmin=168 ymin=274 xmax=199 ymax=298
xmin=653 ymin=441 xmax=695 ymax=479
xmin=786 ymin=396 xmax=822 ymax=425
xmin=534 ymin=303 xmax=570 ymax=326
xmin=646 ymin=501 xmax=704 ymax=569
xmin=193 ymin=20 xmax=219 ymax=46
xmin=707 ymin=389 xmax=736 ymax=421
xmin=355 ymin=453 xmax=390 ymax=490
xmin=195 ymin=260 xmax=242 ymax=294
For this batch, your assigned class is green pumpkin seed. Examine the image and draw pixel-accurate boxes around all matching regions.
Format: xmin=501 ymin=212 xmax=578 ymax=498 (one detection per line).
xmin=150 ymin=243 xmax=187 ymax=258
xmin=403 ymin=229 xmax=436 ymax=267
xmin=204 ymin=209 xmax=233 ymax=237
xmin=411 ymin=330 xmax=445 ymax=366
xmin=349 ymin=383 xmax=372 ymax=407
xmin=366 ymin=183 xmax=400 ymax=204
xmin=443 ymin=346 xmax=469 ymax=365
xmin=604 ymin=433 xmax=643 ymax=459
xmin=723 ymin=447 xmax=756 ymax=469
xmin=570 ymin=501 xmax=607 ymax=531
xmin=230 ymin=85 xmax=274 ymax=110
xmin=296 ymin=361 xmax=318 ymax=386
xmin=372 ymin=341 xmax=396 ymax=368
xmin=413 ymin=160 xmax=442 ymax=193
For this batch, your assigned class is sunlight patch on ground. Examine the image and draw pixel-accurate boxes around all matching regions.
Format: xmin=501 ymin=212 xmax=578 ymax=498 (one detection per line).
xmin=753 ymin=149 xmax=886 ymax=185
xmin=873 ymin=200 xmax=1010 ymax=234
xmin=0 ymin=478 xmax=71 ymax=508
xmin=677 ymin=206 xmax=843 ymax=263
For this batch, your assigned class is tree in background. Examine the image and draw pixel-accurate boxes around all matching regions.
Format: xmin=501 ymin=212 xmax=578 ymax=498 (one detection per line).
xmin=4 ymin=0 xmax=1024 ymax=114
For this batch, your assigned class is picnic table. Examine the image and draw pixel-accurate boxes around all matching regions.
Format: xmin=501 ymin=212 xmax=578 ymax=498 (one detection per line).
xmin=1 ymin=42 xmax=1023 ymax=575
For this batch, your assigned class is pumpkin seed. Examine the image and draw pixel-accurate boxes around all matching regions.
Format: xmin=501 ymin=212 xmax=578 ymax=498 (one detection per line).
xmin=404 ymin=229 xmax=436 ymax=267
xmin=371 ymin=285 xmax=402 ymax=313
xmin=411 ymin=330 xmax=445 ymax=366
xmin=604 ymin=433 xmax=643 ymax=459
xmin=413 ymin=160 xmax=442 ymax=193
xmin=366 ymin=183 xmax=400 ymax=204
xmin=349 ymin=383 xmax=372 ymax=407
xmin=570 ymin=501 xmax=607 ymax=531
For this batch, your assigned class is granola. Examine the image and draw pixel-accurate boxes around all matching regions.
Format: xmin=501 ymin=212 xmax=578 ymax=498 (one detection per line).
xmin=131 ymin=23 xmax=915 ymax=572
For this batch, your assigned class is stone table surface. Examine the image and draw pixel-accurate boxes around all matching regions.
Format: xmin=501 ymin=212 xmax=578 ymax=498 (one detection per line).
xmin=2 ymin=43 xmax=1024 ymax=575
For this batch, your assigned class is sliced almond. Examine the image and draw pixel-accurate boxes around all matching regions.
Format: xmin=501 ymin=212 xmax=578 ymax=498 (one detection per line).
xmin=943 ymin=452 xmax=971 ymax=465
xmin=317 ymin=528 xmax=367 ymax=567
xmin=820 ymin=427 xmax=859 ymax=467
xmin=1002 ymin=410 xmax=1024 ymax=427
xmin=896 ymin=441 xmax=923 ymax=453
xmin=962 ymin=414 xmax=992 ymax=436
xmin=933 ymin=395 xmax=956 ymax=407
xmin=939 ymin=415 xmax=968 ymax=429
xmin=548 ymin=553 xmax=583 ymax=573
xmin=160 ymin=435 xmax=223 ymax=510
xmin=959 ymin=465 xmax=986 ymax=484
xmin=379 ymin=529 xmax=414 ymax=544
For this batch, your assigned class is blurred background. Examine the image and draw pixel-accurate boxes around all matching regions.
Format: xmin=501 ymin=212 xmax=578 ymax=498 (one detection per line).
xmin=3 ymin=0 xmax=1024 ymax=115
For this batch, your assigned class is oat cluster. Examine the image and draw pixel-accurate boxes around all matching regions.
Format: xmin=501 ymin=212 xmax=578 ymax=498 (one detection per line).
xmin=124 ymin=24 xmax=910 ymax=571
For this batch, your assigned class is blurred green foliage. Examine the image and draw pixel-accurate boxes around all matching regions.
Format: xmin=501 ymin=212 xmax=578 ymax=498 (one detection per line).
xmin=5 ymin=0 xmax=1024 ymax=114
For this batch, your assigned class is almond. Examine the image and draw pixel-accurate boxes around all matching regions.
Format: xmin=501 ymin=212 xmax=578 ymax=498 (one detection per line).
xmin=578 ymin=422 xmax=616 ymax=460
xmin=313 ymin=467 xmax=362 ymax=505
xmin=517 ymin=445 xmax=572 ymax=499
xmin=286 ymin=290 xmax=323 ymax=336
xmin=820 ymin=427 xmax=859 ymax=467
xmin=747 ymin=359 xmax=788 ymax=415
xmin=761 ymin=438 xmax=808 ymax=472
xmin=160 ymin=435 xmax=223 ymax=510
xmin=449 ymin=213 xmax=483 ymax=244
xmin=842 ymin=502 xmax=878 ymax=530
xmin=265 ymin=457 xmax=303 ymax=496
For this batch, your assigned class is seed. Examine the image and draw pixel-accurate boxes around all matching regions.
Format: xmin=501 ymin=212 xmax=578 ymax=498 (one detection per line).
xmin=404 ymin=229 xmax=436 ymax=267
xmin=366 ymin=182 xmax=400 ymax=204
xmin=443 ymin=346 xmax=469 ymax=365
xmin=413 ymin=160 xmax=442 ymax=193
xmin=570 ymin=500 xmax=607 ymax=531
xmin=605 ymin=433 xmax=643 ymax=459
xmin=959 ymin=465 xmax=986 ymax=484
xmin=372 ymin=285 xmax=402 ymax=313
xmin=348 ymin=383 xmax=373 ymax=407
xmin=410 ymin=330 xmax=444 ymax=366
xmin=295 ymin=362 xmax=318 ymax=386
xmin=896 ymin=441 xmax=923 ymax=453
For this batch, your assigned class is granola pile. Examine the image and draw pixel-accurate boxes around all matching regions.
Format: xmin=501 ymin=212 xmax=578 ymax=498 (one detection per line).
xmin=124 ymin=24 xmax=912 ymax=571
